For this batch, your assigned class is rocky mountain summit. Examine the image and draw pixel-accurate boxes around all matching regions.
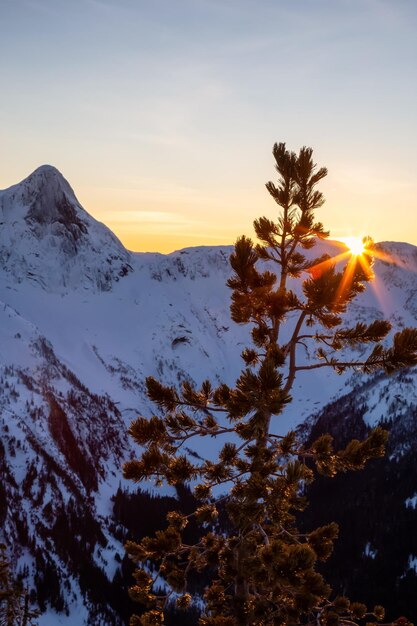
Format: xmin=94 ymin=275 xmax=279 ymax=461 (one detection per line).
xmin=0 ymin=167 xmax=417 ymax=624
xmin=0 ymin=165 xmax=131 ymax=292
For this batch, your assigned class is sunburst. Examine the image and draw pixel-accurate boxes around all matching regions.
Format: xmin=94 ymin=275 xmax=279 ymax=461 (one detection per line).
xmin=307 ymin=236 xmax=376 ymax=305
xmin=342 ymin=236 xmax=367 ymax=256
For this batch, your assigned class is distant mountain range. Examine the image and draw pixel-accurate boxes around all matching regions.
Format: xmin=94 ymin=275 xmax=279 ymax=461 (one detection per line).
xmin=1 ymin=166 xmax=416 ymax=624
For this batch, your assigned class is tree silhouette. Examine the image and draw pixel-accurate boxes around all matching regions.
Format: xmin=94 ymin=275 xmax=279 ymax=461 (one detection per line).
xmin=124 ymin=143 xmax=417 ymax=626
xmin=0 ymin=543 xmax=39 ymax=626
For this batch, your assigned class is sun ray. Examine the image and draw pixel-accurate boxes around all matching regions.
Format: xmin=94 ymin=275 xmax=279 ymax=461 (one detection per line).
xmin=307 ymin=237 xmax=375 ymax=306
xmin=359 ymin=246 xmax=411 ymax=317
xmin=371 ymin=246 xmax=409 ymax=271
xmin=308 ymin=250 xmax=351 ymax=279
xmin=306 ymin=236 xmax=415 ymax=317
xmin=334 ymin=254 xmax=361 ymax=304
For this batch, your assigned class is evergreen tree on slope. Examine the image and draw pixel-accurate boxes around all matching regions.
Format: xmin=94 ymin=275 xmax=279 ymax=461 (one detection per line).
xmin=0 ymin=544 xmax=38 ymax=626
xmin=124 ymin=143 xmax=417 ymax=626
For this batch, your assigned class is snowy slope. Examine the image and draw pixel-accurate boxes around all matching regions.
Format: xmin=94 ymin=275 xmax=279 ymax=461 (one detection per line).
xmin=0 ymin=167 xmax=416 ymax=624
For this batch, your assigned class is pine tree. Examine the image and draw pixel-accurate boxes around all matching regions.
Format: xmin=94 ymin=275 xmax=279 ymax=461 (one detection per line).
xmin=0 ymin=544 xmax=39 ymax=626
xmin=124 ymin=143 xmax=417 ymax=626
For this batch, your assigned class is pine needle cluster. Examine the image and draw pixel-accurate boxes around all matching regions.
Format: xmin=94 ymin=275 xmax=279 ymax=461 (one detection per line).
xmin=124 ymin=143 xmax=417 ymax=626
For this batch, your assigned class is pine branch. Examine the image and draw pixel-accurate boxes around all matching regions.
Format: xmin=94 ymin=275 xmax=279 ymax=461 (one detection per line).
xmin=294 ymin=359 xmax=383 ymax=372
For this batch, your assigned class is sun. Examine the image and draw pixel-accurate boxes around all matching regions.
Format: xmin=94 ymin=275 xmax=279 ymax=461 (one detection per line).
xmin=342 ymin=236 xmax=366 ymax=256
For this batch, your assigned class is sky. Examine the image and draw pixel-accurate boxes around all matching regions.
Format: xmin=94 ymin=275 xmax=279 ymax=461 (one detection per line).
xmin=1 ymin=0 xmax=417 ymax=253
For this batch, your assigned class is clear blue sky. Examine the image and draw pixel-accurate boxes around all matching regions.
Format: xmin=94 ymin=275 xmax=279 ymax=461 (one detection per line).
xmin=1 ymin=0 xmax=416 ymax=251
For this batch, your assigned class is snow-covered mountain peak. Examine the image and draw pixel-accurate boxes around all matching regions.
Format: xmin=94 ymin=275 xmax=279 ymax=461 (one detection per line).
xmin=26 ymin=163 xmax=64 ymax=179
xmin=18 ymin=163 xmax=72 ymax=192
xmin=1 ymin=165 xmax=78 ymax=218
xmin=0 ymin=166 xmax=132 ymax=293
